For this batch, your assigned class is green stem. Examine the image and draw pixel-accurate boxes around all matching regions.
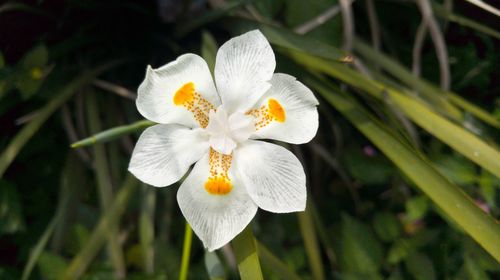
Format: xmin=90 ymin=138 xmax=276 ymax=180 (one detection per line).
xmin=298 ymin=205 xmax=325 ymax=280
xmin=232 ymin=225 xmax=263 ymax=280
xmin=179 ymin=222 xmax=193 ymax=280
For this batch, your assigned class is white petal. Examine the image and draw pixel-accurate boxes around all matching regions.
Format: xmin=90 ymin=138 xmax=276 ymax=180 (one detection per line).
xmin=215 ymin=30 xmax=276 ymax=113
xmin=129 ymin=124 xmax=209 ymax=187
xmin=137 ymin=54 xmax=220 ymax=127
xmin=233 ymin=140 xmax=306 ymax=213
xmin=177 ymin=153 xmax=258 ymax=251
xmin=252 ymin=73 xmax=319 ymax=144
xmin=209 ymin=135 xmax=236 ymax=155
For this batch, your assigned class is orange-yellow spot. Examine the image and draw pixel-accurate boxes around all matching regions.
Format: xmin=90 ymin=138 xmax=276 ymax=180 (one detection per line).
xmin=268 ymin=98 xmax=285 ymax=122
xmin=205 ymin=177 xmax=233 ymax=195
xmin=173 ymin=82 xmax=195 ymax=105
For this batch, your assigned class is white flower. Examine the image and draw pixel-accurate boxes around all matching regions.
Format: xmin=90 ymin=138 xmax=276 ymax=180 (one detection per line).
xmin=129 ymin=30 xmax=319 ymax=251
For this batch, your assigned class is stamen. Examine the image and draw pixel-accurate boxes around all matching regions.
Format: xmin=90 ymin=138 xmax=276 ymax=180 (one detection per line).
xmin=205 ymin=148 xmax=233 ymax=195
xmin=173 ymin=82 xmax=214 ymax=128
xmin=246 ymin=98 xmax=286 ymax=130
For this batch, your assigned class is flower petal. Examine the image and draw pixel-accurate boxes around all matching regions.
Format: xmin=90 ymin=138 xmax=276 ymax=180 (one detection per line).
xmin=233 ymin=140 xmax=307 ymax=213
xmin=252 ymin=73 xmax=319 ymax=144
xmin=215 ymin=30 xmax=275 ymax=113
xmin=137 ymin=54 xmax=220 ymax=127
xmin=177 ymin=153 xmax=258 ymax=251
xmin=129 ymin=124 xmax=209 ymax=187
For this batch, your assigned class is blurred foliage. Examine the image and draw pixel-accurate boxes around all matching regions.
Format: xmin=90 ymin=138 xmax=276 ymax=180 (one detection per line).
xmin=1 ymin=0 xmax=499 ymax=279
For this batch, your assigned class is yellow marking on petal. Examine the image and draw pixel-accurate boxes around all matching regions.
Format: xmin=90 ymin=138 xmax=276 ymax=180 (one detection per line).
xmin=268 ymin=98 xmax=285 ymax=122
xmin=205 ymin=148 xmax=233 ymax=195
xmin=246 ymin=98 xmax=287 ymax=131
xmin=205 ymin=177 xmax=232 ymax=195
xmin=172 ymin=82 xmax=214 ymax=128
xmin=173 ymin=82 xmax=195 ymax=105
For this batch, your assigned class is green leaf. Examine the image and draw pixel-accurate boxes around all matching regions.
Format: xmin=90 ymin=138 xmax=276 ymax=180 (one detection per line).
xmin=227 ymin=19 xmax=347 ymax=62
xmin=232 ymin=225 xmax=263 ymax=280
xmin=15 ymin=70 xmax=43 ymax=99
xmin=298 ymin=205 xmax=325 ymax=280
xmin=352 ymin=39 xmax=500 ymax=128
xmin=342 ymin=146 xmax=393 ymax=185
xmin=339 ymin=214 xmax=383 ymax=273
xmin=37 ymin=251 xmax=68 ymax=280
xmin=372 ymin=212 xmax=401 ymax=242
xmin=21 ymin=45 xmax=48 ymax=69
xmin=404 ymin=253 xmax=436 ymax=280
xmin=433 ymin=154 xmax=477 ymax=185
xmin=0 ymin=52 xmax=4 ymax=68
xmin=405 ymin=196 xmax=430 ymax=222
xmin=387 ymin=230 xmax=439 ymax=264
xmin=204 ymin=251 xmax=226 ymax=280
xmin=201 ymin=31 xmax=218 ymax=74
xmin=0 ymin=180 xmax=25 ymax=234
xmin=62 ymin=175 xmax=139 ymax=279
xmin=256 ymin=242 xmax=301 ymax=280
xmin=0 ymin=62 xmax=119 ymax=177
xmin=71 ymin=120 xmax=154 ymax=148
xmin=309 ymin=80 xmax=500 ymax=261
xmin=297 ymin=53 xmax=500 ymax=181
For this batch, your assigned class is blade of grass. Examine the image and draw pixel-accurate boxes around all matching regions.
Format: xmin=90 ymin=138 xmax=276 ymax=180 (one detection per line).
xmin=225 ymin=19 xmax=348 ymax=62
xmin=62 ymin=175 xmax=138 ymax=279
xmin=0 ymin=62 xmax=119 ymax=178
xmin=290 ymin=51 xmax=500 ymax=180
xmin=21 ymin=215 xmax=60 ymax=280
xmin=353 ymin=38 xmax=500 ymax=128
xmin=432 ymin=3 xmax=500 ymax=40
xmin=86 ymin=91 xmax=126 ymax=278
xmin=71 ymin=120 xmax=154 ymax=148
xmin=232 ymin=225 xmax=263 ymax=280
xmin=309 ymin=79 xmax=500 ymax=262
xmin=179 ymin=222 xmax=193 ymax=280
xmin=140 ymin=184 xmax=156 ymax=274
xmin=298 ymin=203 xmax=325 ymax=280
xmin=256 ymin=242 xmax=302 ymax=280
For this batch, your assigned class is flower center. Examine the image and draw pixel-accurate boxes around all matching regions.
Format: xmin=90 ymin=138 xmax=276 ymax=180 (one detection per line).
xmin=204 ymin=106 xmax=254 ymax=155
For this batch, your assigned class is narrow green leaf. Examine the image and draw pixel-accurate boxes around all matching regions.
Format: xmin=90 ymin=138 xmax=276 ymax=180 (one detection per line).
xmin=432 ymin=3 xmax=500 ymax=39
xmin=256 ymin=242 xmax=301 ymax=280
xmin=140 ymin=185 xmax=156 ymax=274
xmin=227 ymin=19 xmax=348 ymax=62
xmin=179 ymin=222 xmax=193 ymax=280
xmin=62 ymin=175 xmax=139 ymax=279
xmin=232 ymin=225 xmax=263 ymax=280
xmin=310 ymin=80 xmax=500 ymax=262
xmin=201 ymin=31 xmax=218 ymax=74
xmin=21 ymin=216 xmax=59 ymax=280
xmin=0 ymin=62 xmax=118 ymax=177
xmin=298 ymin=205 xmax=325 ymax=280
xmin=86 ymin=91 xmax=126 ymax=278
xmin=71 ymin=120 xmax=154 ymax=148
xmin=352 ymin=39 xmax=500 ymax=128
xmin=294 ymin=53 xmax=500 ymax=180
